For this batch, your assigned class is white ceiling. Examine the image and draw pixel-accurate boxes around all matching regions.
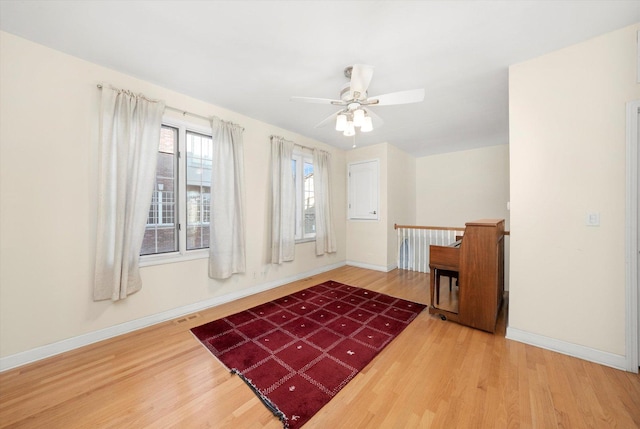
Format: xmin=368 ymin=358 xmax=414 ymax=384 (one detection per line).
xmin=1 ymin=1 xmax=639 ymax=156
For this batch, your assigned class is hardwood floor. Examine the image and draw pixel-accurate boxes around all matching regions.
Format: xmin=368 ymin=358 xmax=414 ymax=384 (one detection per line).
xmin=1 ymin=266 xmax=639 ymax=428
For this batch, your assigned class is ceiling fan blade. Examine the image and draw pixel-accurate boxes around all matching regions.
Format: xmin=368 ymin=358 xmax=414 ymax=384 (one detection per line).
xmin=290 ymin=96 xmax=344 ymax=105
xmin=367 ymin=88 xmax=425 ymax=106
xmin=350 ymin=64 xmax=374 ymax=100
xmin=314 ymin=110 xmax=344 ymax=128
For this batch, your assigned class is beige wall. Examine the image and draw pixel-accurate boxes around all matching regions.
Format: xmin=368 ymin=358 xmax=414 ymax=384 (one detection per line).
xmin=0 ymin=32 xmax=346 ymax=358
xmin=509 ymin=24 xmax=640 ymax=356
xmin=415 ymin=144 xmax=510 ymax=228
xmin=387 ymin=144 xmax=416 ymax=268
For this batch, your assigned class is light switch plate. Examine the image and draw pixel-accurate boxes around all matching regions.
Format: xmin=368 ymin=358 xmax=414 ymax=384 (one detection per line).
xmin=586 ymin=212 xmax=600 ymax=226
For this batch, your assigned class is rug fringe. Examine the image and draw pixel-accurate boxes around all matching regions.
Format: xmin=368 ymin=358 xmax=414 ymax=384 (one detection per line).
xmin=231 ymin=368 xmax=289 ymax=429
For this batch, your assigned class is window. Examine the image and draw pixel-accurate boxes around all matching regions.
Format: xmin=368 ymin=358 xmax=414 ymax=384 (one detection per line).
xmin=141 ymin=126 xmax=179 ymax=255
xmin=292 ymin=151 xmax=315 ymax=240
xmin=140 ymin=119 xmax=213 ymax=262
xmin=185 ymin=131 xmax=212 ymax=250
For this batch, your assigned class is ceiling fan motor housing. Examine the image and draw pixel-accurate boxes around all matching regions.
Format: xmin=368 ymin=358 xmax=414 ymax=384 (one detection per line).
xmin=340 ymin=82 xmax=367 ymax=102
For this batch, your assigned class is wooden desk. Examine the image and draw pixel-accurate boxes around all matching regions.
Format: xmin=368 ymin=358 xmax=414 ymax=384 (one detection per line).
xmin=428 ymin=219 xmax=505 ymax=333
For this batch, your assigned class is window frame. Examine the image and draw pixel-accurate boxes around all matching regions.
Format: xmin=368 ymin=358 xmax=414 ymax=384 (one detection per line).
xmin=139 ymin=117 xmax=212 ymax=267
xmin=184 ymin=129 xmax=213 ymax=251
xmin=141 ymin=124 xmax=179 ymax=257
xmin=292 ymin=150 xmax=316 ymax=242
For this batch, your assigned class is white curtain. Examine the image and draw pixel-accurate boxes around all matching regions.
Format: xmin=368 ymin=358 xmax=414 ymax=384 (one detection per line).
xmin=208 ymin=117 xmax=246 ymax=279
xmin=313 ymin=149 xmax=337 ymax=255
xmin=94 ymin=85 xmax=165 ymax=301
xmin=271 ymin=136 xmax=295 ymax=263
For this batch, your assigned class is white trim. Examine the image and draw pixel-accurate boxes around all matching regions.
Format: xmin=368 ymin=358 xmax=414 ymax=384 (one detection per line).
xmin=139 ymin=248 xmax=209 ymax=267
xmin=506 ymin=327 xmax=627 ymax=371
xmin=346 ymin=260 xmax=393 ymax=272
xmin=292 ymin=150 xmax=316 ymax=241
xmin=625 ymin=99 xmax=640 ymax=373
xmin=0 ymin=261 xmax=346 ymax=372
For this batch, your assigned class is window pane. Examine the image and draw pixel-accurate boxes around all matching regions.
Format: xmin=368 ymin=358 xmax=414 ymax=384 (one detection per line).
xmin=186 ymin=131 xmax=212 ymax=250
xmin=141 ymin=126 xmax=179 ymax=255
xmin=303 ymin=161 xmax=315 ymax=236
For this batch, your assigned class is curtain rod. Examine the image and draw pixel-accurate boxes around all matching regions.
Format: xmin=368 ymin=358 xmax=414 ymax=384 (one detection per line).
xmin=96 ymin=84 xmax=244 ymax=131
xmin=269 ymin=135 xmax=328 ymax=154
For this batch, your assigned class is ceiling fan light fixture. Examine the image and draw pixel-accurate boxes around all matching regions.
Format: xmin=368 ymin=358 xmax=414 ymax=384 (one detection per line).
xmin=353 ymin=109 xmax=365 ymax=127
xmin=344 ymin=120 xmax=355 ymax=137
xmin=335 ymin=113 xmax=347 ymax=131
xmin=361 ymin=116 xmax=373 ymax=132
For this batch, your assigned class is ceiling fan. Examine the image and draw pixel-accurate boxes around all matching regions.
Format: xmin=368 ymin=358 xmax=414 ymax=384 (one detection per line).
xmin=291 ymin=64 xmax=425 ymax=137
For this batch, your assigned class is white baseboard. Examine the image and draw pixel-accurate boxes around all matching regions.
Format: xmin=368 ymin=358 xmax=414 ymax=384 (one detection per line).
xmin=346 ymin=260 xmax=395 ymax=272
xmin=0 ymin=261 xmax=347 ymax=372
xmin=506 ymin=326 xmax=628 ymax=371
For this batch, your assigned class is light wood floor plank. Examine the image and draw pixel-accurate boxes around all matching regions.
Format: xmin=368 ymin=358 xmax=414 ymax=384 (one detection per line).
xmin=1 ymin=266 xmax=639 ymax=428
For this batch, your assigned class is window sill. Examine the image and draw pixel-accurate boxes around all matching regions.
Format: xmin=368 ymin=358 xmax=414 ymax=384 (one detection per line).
xmin=139 ymin=249 xmax=209 ymax=267
xmin=295 ymin=237 xmax=316 ymax=244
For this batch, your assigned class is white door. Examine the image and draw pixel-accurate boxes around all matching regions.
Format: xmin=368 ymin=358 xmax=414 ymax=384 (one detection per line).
xmin=348 ymin=159 xmax=379 ymax=220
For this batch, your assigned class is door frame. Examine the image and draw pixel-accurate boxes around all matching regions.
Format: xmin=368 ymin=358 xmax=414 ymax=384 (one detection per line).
xmin=625 ymin=99 xmax=640 ymax=373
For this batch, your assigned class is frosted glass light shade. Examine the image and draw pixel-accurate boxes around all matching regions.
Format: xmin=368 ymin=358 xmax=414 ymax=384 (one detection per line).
xmin=343 ymin=121 xmax=355 ymax=136
xmin=335 ymin=114 xmax=347 ymax=131
xmin=353 ymin=109 xmax=365 ymax=127
xmin=361 ymin=116 xmax=373 ymax=132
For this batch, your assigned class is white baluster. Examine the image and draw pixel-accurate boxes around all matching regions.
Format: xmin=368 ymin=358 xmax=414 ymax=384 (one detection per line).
xmin=413 ymin=229 xmax=417 ymax=272
xmin=396 ymin=227 xmax=400 ymax=269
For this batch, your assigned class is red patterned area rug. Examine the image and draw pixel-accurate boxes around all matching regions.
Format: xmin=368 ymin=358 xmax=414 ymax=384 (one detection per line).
xmin=191 ymin=280 xmax=426 ymax=428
